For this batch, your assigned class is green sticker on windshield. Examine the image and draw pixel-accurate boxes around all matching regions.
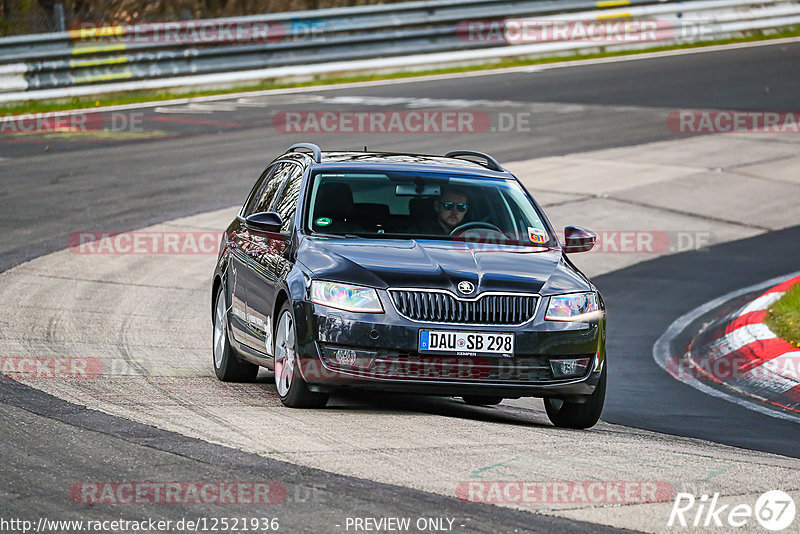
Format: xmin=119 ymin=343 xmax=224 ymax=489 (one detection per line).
xmin=315 ymin=217 xmax=332 ymax=227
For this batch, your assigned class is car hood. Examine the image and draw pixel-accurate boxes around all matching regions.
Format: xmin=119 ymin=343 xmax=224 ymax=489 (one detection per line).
xmin=297 ymin=237 xmax=591 ymax=295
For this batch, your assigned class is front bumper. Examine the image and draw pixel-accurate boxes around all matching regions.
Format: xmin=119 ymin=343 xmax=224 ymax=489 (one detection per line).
xmin=292 ymin=294 xmax=605 ymax=399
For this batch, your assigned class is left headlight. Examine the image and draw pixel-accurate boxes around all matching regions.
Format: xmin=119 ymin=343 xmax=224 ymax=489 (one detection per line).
xmin=310 ymin=281 xmax=384 ymax=313
xmin=545 ymin=292 xmax=600 ymax=321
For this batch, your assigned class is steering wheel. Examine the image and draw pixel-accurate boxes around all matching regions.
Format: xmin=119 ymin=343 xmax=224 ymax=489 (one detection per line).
xmin=449 ymin=221 xmax=504 ymax=236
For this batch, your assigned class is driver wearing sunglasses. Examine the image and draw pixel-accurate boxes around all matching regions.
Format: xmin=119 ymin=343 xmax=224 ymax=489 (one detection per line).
xmin=434 ymin=188 xmax=470 ymax=233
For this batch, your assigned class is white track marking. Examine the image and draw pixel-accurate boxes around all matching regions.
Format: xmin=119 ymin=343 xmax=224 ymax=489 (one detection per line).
xmin=742 ymin=292 xmax=784 ymax=313
xmin=153 ymin=106 xmax=213 ymax=114
xmin=708 ymin=322 xmax=778 ymax=355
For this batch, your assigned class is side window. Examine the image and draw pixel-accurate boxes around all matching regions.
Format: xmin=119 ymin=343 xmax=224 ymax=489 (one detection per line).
xmin=243 ymin=163 xmax=290 ymax=217
xmin=273 ymin=163 xmax=305 ymax=232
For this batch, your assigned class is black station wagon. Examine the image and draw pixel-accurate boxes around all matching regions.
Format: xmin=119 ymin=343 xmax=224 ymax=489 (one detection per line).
xmin=212 ymin=143 xmax=606 ymax=428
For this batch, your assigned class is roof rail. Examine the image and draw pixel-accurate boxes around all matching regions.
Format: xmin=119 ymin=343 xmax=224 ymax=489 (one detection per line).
xmin=288 ymin=142 xmax=321 ymax=163
xmin=444 ymin=150 xmax=503 ymax=172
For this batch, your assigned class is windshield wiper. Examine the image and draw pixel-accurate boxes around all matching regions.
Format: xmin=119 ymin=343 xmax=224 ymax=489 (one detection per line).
xmin=312 ymin=232 xmax=346 ymax=239
xmin=311 ymin=232 xmax=361 ymax=239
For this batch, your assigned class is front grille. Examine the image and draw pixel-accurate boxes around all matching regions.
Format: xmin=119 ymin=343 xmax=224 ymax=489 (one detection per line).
xmin=389 ymin=289 xmax=537 ymax=325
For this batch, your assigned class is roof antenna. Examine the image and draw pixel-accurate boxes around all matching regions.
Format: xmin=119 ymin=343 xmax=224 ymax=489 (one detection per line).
xmin=364 ymin=145 xmax=367 ymax=151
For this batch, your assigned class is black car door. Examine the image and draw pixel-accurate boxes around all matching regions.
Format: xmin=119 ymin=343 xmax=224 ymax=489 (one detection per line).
xmin=231 ymin=162 xmax=291 ymax=352
xmin=244 ymin=161 xmax=305 ymax=357
xmin=226 ymin=223 xmax=250 ymax=347
xmin=226 ymin=165 xmax=275 ymax=346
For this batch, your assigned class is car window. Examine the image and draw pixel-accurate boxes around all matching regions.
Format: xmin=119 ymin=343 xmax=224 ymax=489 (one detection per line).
xmin=243 ymin=163 xmax=290 ymax=217
xmin=305 ymin=171 xmax=551 ymax=247
xmin=272 ymin=163 xmax=305 ymax=232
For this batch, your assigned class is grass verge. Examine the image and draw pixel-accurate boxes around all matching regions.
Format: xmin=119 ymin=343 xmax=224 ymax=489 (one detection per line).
xmin=766 ymin=282 xmax=800 ymax=348
xmin=2 ymin=26 xmax=800 ymax=116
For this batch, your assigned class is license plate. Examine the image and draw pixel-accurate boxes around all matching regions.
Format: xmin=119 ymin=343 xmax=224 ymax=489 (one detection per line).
xmin=419 ymin=330 xmax=514 ymax=356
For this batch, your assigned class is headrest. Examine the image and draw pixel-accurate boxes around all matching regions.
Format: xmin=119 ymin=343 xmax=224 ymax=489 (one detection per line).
xmin=409 ymin=197 xmax=435 ymax=219
xmin=315 ymin=182 xmax=354 ymax=219
xmin=354 ymin=203 xmax=390 ymax=221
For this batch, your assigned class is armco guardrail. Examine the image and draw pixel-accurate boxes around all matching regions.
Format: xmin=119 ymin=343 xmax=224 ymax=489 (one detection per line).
xmin=0 ymin=0 xmax=799 ymax=102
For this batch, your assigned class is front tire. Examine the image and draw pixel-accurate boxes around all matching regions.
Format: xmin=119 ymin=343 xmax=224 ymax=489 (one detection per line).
xmin=213 ymin=283 xmax=258 ymax=382
xmin=273 ymin=302 xmax=329 ymax=408
xmin=544 ymin=364 xmax=606 ymax=429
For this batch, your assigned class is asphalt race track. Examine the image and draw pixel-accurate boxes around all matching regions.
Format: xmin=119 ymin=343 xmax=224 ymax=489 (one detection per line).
xmin=2 ymin=40 xmax=800 ymax=532
xmin=1 ymin=379 xmax=620 ymax=533
xmin=600 ymin=225 xmax=800 ymax=457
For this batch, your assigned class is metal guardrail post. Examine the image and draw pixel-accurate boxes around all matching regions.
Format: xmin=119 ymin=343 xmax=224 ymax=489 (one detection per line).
xmin=53 ymin=4 xmax=66 ymax=33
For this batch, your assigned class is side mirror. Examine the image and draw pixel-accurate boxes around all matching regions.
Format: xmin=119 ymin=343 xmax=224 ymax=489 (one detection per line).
xmin=563 ymin=226 xmax=596 ymax=253
xmin=245 ymin=212 xmax=283 ymax=233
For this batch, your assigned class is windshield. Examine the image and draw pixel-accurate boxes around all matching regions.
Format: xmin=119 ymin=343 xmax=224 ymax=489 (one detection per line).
xmin=305 ymin=171 xmax=551 ymax=247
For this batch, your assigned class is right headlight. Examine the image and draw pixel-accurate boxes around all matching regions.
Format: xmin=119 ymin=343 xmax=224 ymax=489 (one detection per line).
xmin=310 ymin=281 xmax=384 ymax=313
xmin=545 ymin=292 xmax=601 ymax=321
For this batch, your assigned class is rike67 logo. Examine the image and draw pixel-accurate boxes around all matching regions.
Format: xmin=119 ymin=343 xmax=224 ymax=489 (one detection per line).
xmin=669 ymin=490 xmax=796 ymax=531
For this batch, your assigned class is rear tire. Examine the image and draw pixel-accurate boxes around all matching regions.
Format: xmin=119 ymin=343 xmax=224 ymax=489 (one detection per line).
xmin=544 ymin=364 xmax=606 ymax=429
xmin=213 ymin=283 xmax=258 ymax=382
xmin=273 ymin=302 xmax=329 ymax=408
xmin=462 ymin=395 xmax=503 ymax=406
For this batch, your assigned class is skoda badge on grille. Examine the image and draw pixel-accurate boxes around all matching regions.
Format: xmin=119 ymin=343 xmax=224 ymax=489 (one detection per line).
xmin=457 ymin=281 xmax=475 ymax=295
